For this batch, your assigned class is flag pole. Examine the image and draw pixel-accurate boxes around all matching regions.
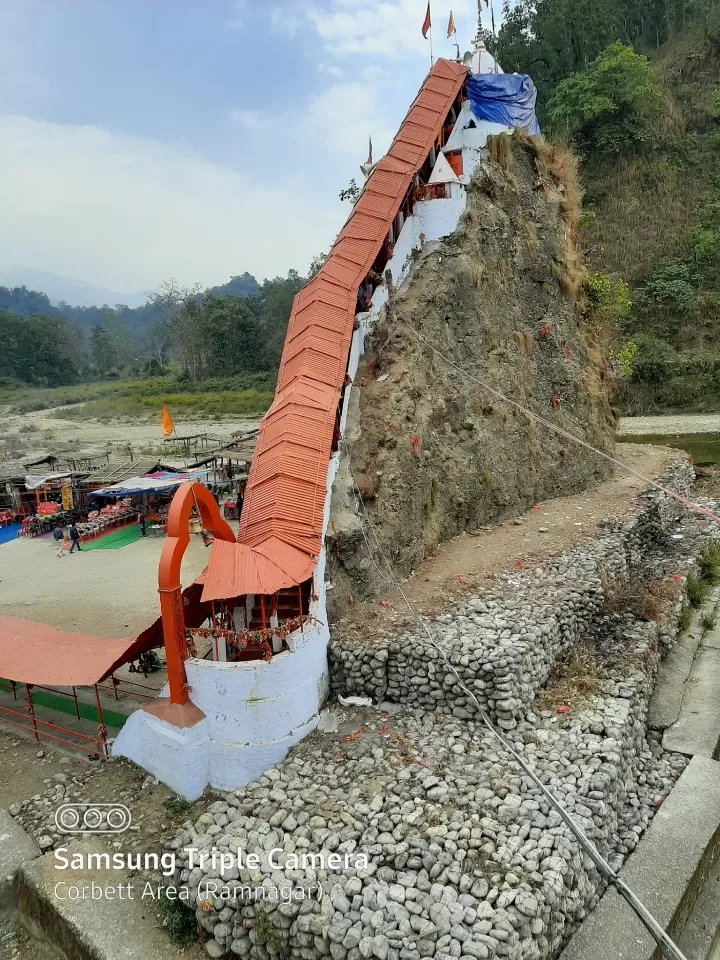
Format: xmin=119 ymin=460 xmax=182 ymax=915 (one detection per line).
xmin=490 ymin=0 xmax=498 ymax=72
xmin=429 ymin=0 xmax=433 ymax=66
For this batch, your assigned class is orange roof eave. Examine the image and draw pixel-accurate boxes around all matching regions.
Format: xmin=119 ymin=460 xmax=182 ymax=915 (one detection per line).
xmin=236 ymin=60 xmax=467 ymax=584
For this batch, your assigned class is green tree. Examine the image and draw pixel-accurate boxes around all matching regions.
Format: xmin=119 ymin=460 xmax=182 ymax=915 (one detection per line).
xmin=89 ymin=316 xmax=134 ymax=375
xmin=0 ymin=309 xmax=79 ymax=386
xmin=339 ymin=179 xmax=361 ymax=204
xmin=257 ymin=271 xmax=306 ymax=368
xmin=200 ymin=294 xmax=264 ymax=376
xmin=309 ymin=252 xmax=327 ymax=278
xmin=548 ymin=42 xmax=661 ymax=155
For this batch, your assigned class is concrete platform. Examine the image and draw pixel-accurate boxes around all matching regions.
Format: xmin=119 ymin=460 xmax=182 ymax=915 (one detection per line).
xmin=0 ymin=809 xmax=40 ymax=913
xmin=560 ymin=756 xmax=720 ymax=960
xmin=649 ymin=587 xmax=720 ymax=734
xmin=648 ymin=618 xmax=705 ymax=731
xmin=663 ymin=645 xmax=720 ymax=758
xmin=676 ymin=856 xmax=720 ymax=960
xmin=18 ymin=838 xmax=180 ymax=960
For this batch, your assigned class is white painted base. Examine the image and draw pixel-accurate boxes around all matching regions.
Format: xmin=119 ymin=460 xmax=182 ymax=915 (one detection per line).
xmin=112 ymin=709 xmax=212 ymax=801
xmin=112 ymin=593 xmax=330 ymax=800
xmin=112 ymin=706 xmax=319 ymax=800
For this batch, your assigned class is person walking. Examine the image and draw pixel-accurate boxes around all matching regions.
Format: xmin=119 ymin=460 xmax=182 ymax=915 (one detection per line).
xmin=68 ymin=522 xmax=82 ymax=553
xmin=53 ymin=525 xmax=65 ymax=557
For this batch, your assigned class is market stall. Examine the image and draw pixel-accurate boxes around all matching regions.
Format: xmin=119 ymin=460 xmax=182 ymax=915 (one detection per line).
xmin=90 ymin=469 xmax=218 ymax=536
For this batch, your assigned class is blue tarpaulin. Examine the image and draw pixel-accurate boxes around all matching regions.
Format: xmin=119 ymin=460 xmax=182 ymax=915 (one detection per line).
xmin=466 ymin=74 xmax=541 ymax=136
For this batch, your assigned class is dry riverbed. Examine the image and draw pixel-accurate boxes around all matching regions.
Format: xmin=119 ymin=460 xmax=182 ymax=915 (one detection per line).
xmin=0 ymin=408 xmax=259 ymax=461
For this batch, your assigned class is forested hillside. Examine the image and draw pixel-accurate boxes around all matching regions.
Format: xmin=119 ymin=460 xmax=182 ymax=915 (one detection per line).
xmin=497 ymin=0 xmax=720 ymax=412
xmin=0 ymin=268 xmax=314 ymax=388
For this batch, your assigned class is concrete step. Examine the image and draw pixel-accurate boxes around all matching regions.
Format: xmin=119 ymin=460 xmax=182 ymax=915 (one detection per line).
xmin=648 ymin=619 xmax=705 ymax=732
xmin=0 ymin=809 xmax=40 ymax=914
xmin=663 ymin=644 xmax=720 ymax=758
xmin=559 ymin=756 xmax=720 ymax=960
xmin=17 ymin=838 xmax=180 ymax=960
xmin=649 ymin=587 xmax=720 ymax=734
xmin=676 ymin=856 xmax=720 ymax=960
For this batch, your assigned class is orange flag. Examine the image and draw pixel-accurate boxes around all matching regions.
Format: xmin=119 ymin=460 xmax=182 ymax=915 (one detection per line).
xmin=422 ymin=2 xmax=431 ymax=38
xmin=160 ymin=405 xmax=174 ymax=438
xmin=447 ymin=10 xmax=456 ymax=36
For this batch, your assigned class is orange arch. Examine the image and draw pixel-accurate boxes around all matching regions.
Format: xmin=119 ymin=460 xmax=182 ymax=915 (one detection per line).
xmin=158 ymin=482 xmax=236 ymax=704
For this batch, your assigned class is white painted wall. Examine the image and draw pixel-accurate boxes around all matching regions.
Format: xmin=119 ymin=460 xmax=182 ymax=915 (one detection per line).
xmin=113 ymin=596 xmax=330 ymax=799
xmin=444 ymin=100 xmax=511 ymax=185
xmin=414 ymin=190 xmax=466 ymax=244
xmin=112 ymin=710 xmax=212 ymax=801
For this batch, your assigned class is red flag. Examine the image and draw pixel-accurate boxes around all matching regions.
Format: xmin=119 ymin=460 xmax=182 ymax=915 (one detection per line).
xmin=422 ymin=2 xmax=431 ymax=38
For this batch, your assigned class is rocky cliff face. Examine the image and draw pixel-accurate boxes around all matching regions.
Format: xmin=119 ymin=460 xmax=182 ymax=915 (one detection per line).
xmin=327 ymin=134 xmax=616 ymax=621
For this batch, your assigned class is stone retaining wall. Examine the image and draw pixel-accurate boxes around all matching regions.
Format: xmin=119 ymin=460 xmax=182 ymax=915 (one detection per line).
xmin=132 ymin=457 xmax=720 ymax=960
xmin=329 ymin=459 xmax=697 ymax=729
xmin=162 ymin=599 xmax=690 ymax=960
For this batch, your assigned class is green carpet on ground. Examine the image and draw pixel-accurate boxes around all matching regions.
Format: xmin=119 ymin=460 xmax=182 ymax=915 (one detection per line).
xmin=82 ymin=525 xmax=142 ymax=551
xmin=0 ymin=680 xmax=126 ymax=729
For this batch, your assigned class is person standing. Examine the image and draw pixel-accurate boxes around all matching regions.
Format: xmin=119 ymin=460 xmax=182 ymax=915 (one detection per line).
xmin=235 ymin=481 xmax=246 ymax=520
xmin=137 ymin=511 xmax=147 ymax=537
xmin=53 ymin=525 xmax=65 ymax=557
xmin=68 ymin=522 xmax=82 ymax=553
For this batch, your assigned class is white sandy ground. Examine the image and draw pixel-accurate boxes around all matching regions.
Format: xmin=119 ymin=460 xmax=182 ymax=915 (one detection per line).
xmin=0 ymin=529 xmax=215 ymax=639
xmin=0 ymin=409 xmax=260 ymax=460
xmin=618 ymin=412 xmax=720 ymax=436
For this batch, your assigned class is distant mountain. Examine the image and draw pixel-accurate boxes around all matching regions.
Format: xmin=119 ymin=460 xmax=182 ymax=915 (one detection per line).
xmin=0 ymin=271 xmax=263 ymax=343
xmin=0 ymin=267 xmax=148 ymax=309
xmin=208 ymin=273 xmax=259 ymax=299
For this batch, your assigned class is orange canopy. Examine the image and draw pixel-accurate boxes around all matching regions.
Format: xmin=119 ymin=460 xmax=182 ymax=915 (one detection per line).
xmin=0 ymin=616 xmax=142 ymax=686
xmin=200 ymin=537 xmax=316 ymax=602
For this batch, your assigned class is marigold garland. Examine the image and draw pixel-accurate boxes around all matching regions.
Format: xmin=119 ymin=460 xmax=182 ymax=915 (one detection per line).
xmin=186 ymin=615 xmax=309 ymax=652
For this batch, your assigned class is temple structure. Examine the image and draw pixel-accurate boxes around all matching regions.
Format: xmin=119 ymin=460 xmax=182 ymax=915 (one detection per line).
xmin=113 ymin=43 xmax=538 ymax=799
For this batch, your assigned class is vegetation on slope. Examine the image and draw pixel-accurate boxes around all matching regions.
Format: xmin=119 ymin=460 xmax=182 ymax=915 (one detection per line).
xmin=0 ymin=373 xmax=276 ymax=420
xmin=498 ymin=0 xmax=720 ymax=412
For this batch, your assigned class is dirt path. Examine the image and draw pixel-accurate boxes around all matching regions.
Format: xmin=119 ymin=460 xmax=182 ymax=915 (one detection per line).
xmin=334 ymin=443 xmax=684 ymax=635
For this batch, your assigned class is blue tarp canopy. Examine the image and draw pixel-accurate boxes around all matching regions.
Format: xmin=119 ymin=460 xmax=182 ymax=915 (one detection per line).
xmin=466 ymin=73 xmax=541 ymax=136
xmin=90 ymin=470 xmax=211 ymax=498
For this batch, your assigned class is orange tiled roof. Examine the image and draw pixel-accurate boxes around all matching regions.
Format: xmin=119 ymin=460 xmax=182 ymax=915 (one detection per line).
xmin=229 ymin=60 xmax=467 ymax=591
xmin=0 ymin=616 xmax=136 ymax=685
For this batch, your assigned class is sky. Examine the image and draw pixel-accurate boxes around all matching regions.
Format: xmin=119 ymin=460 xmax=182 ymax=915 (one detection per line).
xmin=0 ymin=0 xmax=500 ymax=300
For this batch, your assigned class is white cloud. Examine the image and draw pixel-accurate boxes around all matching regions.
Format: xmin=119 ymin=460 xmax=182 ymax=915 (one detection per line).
xmin=227 ymin=78 xmax=395 ymax=162
xmin=299 ymin=81 xmax=396 ymax=157
xmin=224 ymin=0 xmax=247 ymax=28
xmin=316 ymin=63 xmax=345 ymax=79
xmin=227 ymin=108 xmax=269 ymax=131
xmin=270 ymin=5 xmax=304 ymax=38
xmin=0 ymin=114 xmax=344 ymax=290
xmin=304 ymin=0 xmax=476 ymax=59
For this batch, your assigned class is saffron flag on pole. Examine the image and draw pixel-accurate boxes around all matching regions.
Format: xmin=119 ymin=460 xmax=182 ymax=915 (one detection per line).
xmin=447 ymin=10 xmax=456 ymax=36
xmin=160 ymin=404 xmax=174 ymax=438
xmin=422 ymin=2 xmax=431 ymax=38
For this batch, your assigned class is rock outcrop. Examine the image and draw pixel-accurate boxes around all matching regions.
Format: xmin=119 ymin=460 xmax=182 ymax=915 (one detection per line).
xmin=327 ymin=136 xmax=616 ymax=621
